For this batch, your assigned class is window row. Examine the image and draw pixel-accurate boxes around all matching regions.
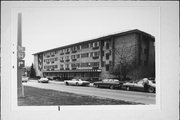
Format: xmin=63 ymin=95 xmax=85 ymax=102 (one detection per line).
xmin=59 ymin=51 xmax=100 ymax=61
xmin=59 ymin=41 xmax=100 ymax=54
xmin=44 ymin=57 xmax=58 ymax=63
xmin=44 ymin=51 xmax=57 ymax=57
xmin=60 ymin=62 xmax=100 ymax=69
xmin=44 ymin=65 xmax=58 ymax=69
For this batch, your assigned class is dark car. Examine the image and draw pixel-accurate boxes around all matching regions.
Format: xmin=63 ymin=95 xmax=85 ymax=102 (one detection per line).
xmin=93 ymin=78 xmax=124 ymax=89
xmin=122 ymin=78 xmax=156 ymax=93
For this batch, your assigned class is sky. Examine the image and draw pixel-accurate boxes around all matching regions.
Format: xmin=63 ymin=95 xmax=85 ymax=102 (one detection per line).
xmin=16 ymin=6 xmax=159 ymax=66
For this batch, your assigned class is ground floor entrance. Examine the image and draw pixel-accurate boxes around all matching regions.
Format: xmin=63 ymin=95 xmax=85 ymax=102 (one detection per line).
xmin=43 ymin=69 xmax=101 ymax=82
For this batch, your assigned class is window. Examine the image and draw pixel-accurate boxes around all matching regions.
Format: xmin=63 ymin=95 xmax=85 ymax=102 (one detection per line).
xmin=94 ymin=51 xmax=99 ymax=56
xmin=144 ymin=48 xmax=148 ymax=54
xmin=101 ymin=41 xmax=104 ymax=46
xmin=81 ymin=43 xmax=89 ymax=49
xmin=90 ymin=62 xmax=99 ymax=67
xmin=76 ymin=63 xmax=80 ymax=67
xmin=90 ymin=42 xmax=93 ymax=47
xmin=93 ymin=42 xmax=99 ymax=47
xmin=101 ymin=61 xmax=105 ymax=67
xmin=106 ymin=53 xmax=109 ymax=60
xmin=60 ymin=64 xmax=64 ymax=68
xmin=106 ymin=64 xmax=109 ymax=71
xmin=71 ymin=55 xmax=76 ymax=59
xmin=81 ymin=53 xmax=89 ymax=58
xmin=81 ymin=63 xmax=89 ymax=67
xmin=106 ymin=43 xmax=109 ymax=49
xmin=71 ymin=63 xmax=76 ymax=68
xmin=60 ymin=57 xmax=64 ymax=60
xmin=77 ymin=45 xmax=81 ymax=50
xmin=65 ymin=64 xmax=69 ymax=68
xmin=65 ymin=56 xmax=69 ymax=60
xmin=90 ymin=52 xmax=93 ymax=57
xmin=102 ymin=51 xmax=104 ymax=56
xmin=60 ymin=49 xmax=64 ymax=55
xmin=76 ymin=54 xmax=80 ymax=58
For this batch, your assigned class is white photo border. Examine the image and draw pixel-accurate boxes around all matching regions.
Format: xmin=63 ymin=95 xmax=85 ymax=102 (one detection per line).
xmin=1 ymin=1 xmax=179 ymax=120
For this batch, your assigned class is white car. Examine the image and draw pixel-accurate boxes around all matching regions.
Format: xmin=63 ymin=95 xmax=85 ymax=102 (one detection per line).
xmin=38 ymin=77 xmax=49 ymax=83
xmin=64 ymin=79 xmax=90 ymax=86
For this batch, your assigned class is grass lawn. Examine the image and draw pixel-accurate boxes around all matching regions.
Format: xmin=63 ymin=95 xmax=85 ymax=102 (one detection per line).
xmin=18 ymin=86 xmax=139 ymax=106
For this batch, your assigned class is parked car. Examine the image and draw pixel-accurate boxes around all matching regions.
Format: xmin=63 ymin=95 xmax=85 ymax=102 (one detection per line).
xmin=22 ymin=76 xmax=29 ymax=82
xmin=64 ymin=79 xmax=90 ymax=86
xmin=93 ymin=78 xmax=124 ymax=89
xmin=122 ymin=78 xmax=156 ymax=93
xmin=38 ymin=77 xmax=49 ymax=83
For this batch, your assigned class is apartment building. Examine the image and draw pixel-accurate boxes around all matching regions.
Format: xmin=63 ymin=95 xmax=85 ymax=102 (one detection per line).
xmin=33 ymin=29 xmax=155 ymax=81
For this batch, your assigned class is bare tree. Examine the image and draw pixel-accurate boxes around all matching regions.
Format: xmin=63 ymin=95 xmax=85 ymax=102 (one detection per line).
xmin=110 ymin=44 xmax=136 ymax=81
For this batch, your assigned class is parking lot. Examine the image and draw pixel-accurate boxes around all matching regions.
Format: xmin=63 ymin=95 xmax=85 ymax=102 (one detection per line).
xmin=23 ymin=80 xmax=156 ymax=105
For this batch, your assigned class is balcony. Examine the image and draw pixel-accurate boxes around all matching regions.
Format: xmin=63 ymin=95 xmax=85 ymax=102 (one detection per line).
xmin=72 ymin=59 xmax=77 ymax=62
xmin=65 ymin=51 xmax=70 ymax=54
xmin=92 ymin=67 xmax=99 ymax=69
xmin=60 ymin=53 xmax=64 ymax=55
xmin=60 ymin=60 xmax=64 ymax=62
xmin=92 ymin=46 xmax=99 ymax=50
xmin=72 ymin=50 xmax=77 ymax=53
xmin=65 ymin=59 xmax=70 ymax=62
xmin=65 ymin=68 xmax=70 ymax=70
xmin=92 ymin=56 xmax=99 ymax=59
xmin=72 ymin=68 xmax=76 ymax=70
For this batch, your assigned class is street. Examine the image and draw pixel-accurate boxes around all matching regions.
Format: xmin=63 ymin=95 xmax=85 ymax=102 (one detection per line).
xmin=23 ymin=80 xmax=156 ymax=105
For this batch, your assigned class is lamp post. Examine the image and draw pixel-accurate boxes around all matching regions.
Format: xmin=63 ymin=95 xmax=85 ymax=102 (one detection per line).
xmin=17 ymin=13 xmax=25 ymax=97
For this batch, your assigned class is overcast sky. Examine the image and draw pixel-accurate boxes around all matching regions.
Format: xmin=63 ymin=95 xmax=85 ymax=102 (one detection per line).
xmin=15 ymin=6 xmax=159 ymax=66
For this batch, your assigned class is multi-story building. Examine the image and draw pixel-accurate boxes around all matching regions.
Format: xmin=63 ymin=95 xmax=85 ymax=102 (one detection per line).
xmin=33 ymin=29 xmax=155 ymax=81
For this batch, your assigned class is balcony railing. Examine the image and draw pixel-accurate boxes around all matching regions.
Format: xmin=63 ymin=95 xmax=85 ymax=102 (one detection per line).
xmin=65 ymin=68 xmax=70 ymax=70
xmin=60 ymin=60 xmax=64 ymax=62
xmin=92 ymin=56 xmax=99 ymax=59
xmin=72 ymin=68 xmax=76 ymax=70
xmin=60 ymin=68 xmax=64 ymax=70
xmin=65 ymin=51 xmax=70 ymax=54
xmin=72 ymin=50 xmax=77 ymax=53
xmin=92 ymin=67 xmax=99 ymax=69
xmin=92 ymin=46 xmax=99 ymax=50
xmin=60 ymin=53 xmax=64 ymax=55
xmin=65 ymin=59 xmax=70 ymax=62
xmin=72 ymin=59 xmax=77 ymax=61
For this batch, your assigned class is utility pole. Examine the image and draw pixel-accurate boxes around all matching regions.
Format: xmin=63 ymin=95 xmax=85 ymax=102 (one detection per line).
xmin=17 ymin=13 xmax=25 ymax=97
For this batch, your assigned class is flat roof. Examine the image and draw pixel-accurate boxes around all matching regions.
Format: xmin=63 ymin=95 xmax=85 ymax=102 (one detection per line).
xmin=33 ymin=29 xmax=155 ymax=55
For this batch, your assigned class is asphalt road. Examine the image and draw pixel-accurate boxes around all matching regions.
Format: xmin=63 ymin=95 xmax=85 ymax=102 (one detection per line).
xmin=23 ymin=80 xmax=155 ymax=105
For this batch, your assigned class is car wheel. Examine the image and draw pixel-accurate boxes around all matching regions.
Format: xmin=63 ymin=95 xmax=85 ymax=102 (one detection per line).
xmin=126 ymin=87 xmax=130 ymax=91
xmin=94 ymin=84 xmax=99 ymax=88
xmin=76 ymin=82 xmax=78 ymax=86
xmin=110 ymin=85 xmax=114 ymax=89
xmin=148 ymin=87 xmax=155 ymax=93
xmin=66 ymin=82 xmax=69 ymax=85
